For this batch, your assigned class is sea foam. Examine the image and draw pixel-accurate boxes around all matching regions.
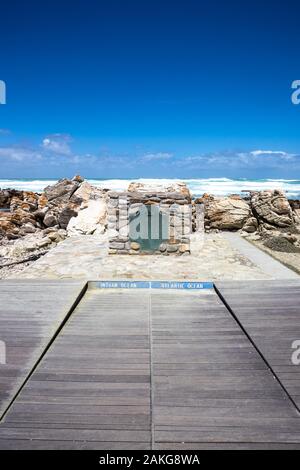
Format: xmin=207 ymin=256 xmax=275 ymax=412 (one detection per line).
xmin=1 ymin=178 xmax=300 ymax=198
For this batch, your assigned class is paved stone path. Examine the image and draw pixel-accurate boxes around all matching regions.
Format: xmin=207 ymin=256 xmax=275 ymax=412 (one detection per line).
xmin=11 ymin=232 xmax=295 ymax=281
xmin=222 ymin=232 xmax=299 ymax=279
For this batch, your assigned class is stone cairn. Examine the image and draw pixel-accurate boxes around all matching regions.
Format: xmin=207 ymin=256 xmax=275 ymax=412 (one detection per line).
xmin=107 ymin=188 xmax=193 ymax=255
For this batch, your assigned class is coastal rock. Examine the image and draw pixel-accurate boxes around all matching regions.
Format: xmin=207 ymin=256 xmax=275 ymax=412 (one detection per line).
xmin=0 ymin=189 xmax=23 ymax=208
xmin=203 ymin=194 xmax=250 ymax=230
xmin=57 ymin=204 xmax=78 ymax=229
xmin=0 ymin=207 xmax=38 ymax=240
xmin=44 ymin=177 xmax=81 ymax=203
xmin=128 ymin=181 xmax=191 ymax=199
xmin=43 ymin=210 xmax=58 ymax=227
xmin=67 ymin=199 xmax=107 ymax=235
xmin=0 ymin=214 xmax=18 ymax=239
xmin=70 ymin=181 xmax=104 ymax=206
xmin=47 ymin=229 xmax=67 ymax=243
xmin=22 ymin=223 xmax=37 ymax=234
xmin=293 ymin=208 xmax=300 ymax=224
xmin=0 ymin=232 xmax=54 ymax=259
xmin=251 ymin=190 xmax=293 ymax=227
xmin=42 ymin=177 xmax=87 ymax=229
xmin=0 ymin=176 xmax=90 ymax=240
xmin=37 ymin=194 xmax=48 ymax=209
xmin=242 ymin=217 xmax=258 ymax=233
xmin=10 ymin=192 xmax=38 ymax=213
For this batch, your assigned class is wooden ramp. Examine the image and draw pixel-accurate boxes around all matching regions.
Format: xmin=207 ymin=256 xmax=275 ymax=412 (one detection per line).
xmin=0 ymin=288 xmax=151 ymax=450
xmin=0 ymin=280 xmax=86 ymax=419
xmin=151 ymin=289 xmax=300 ymax=449
xmin=215 ymin=280 xmax=300 ymax=412
xmin=0 ymin=282 xmax=300 ymax=449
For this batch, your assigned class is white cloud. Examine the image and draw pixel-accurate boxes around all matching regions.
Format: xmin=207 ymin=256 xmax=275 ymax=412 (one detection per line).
xmin=42 ymin=134 xmax=72 ymax=155
xmin=172 ymin=150 xmax=300 ymax=170
xmin=1 ymin=137 xmax=300 ymax=176
xmin=250 ymin=150 xmax=291 ymax=157
xmin=0 ymin=147 xmax=42 ymax=162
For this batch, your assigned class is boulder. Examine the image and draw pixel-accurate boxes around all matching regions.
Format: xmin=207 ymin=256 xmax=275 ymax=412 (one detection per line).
xmin=22 ymin=192 xmax=39 ymax=210
xmin=203 ymin=195 xmax=250 ymax=230
xmin=0 ymin=189 xmax=23 ymax=208
xmin=242 ymin=217 xmax=258 ymax=233
xmin=251 ymin=190 xmax=293 ymax=227
xmin=0 ymin=176 xmax=90 ymax=240
xmin=294 ymin=208 xmax=300 ymax=224
xmin=44 ymin=177 xmax=81 ymax=203
xmin=0 ymin=213 xmax=18 ymax=239
xmin=43 ymin=210 xmax=58 ymax=227
xmin=47 ymin=229 xmax=67 ymax=243
xmin=0 ymin=232 xmax=54 ymax=259
xmin=67 ymin=200 xmax=107 ymax=236
xmin=57 ymin=204 xmax=78 ymax=229
xmin=70 ymin=181 xmax=104 ymax=206
xmin=128 ymin=181 xmax=191 ymax=199
xmin=0 ymin=207 xmax=38 ymax=240
xmin=37 ymin=193 xmax=48 ymax=209
xmin=42 ymin=176 xmax=87 ymax=229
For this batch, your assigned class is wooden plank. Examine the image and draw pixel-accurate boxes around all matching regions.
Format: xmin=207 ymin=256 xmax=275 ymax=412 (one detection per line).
xmin=215 ymin=280 xmax=300 ymax=410
xmin=151 ymin=290 xmax=300 ymax=448
xmin=0 ymin=290 xmax=151 ymax=449
xmin=1 ymin=283 xmax=300 ymax=450
xmin=0 ymin=280 xmax=86 ymax=418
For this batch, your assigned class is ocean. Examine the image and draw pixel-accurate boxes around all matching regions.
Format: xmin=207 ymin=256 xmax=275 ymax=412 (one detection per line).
xmin=1 ymin=178 xmax=300 ymax=199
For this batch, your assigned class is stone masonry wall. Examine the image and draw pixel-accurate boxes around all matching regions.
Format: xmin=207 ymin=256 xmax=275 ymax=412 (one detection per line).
xmin=107 ymin=190 xmax=192 ymax=255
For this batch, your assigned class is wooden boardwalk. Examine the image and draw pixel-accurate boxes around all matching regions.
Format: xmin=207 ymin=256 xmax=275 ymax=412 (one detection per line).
xmin=216 ymin=280 xmax=300 ymax=412
xmin=151 ymin=290 xmax=300 ymax=449
xmin=0 ymin=281 xmax=300 ymax=449
xmin=0 ymin=280 xmax=86 ymax=419
xmin=0 ymin=288 xmax=151 ymax=449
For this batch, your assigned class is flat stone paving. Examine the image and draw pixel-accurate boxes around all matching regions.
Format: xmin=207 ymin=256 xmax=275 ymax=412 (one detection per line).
xmin=11 ymin=233 xmax=293 ymax=281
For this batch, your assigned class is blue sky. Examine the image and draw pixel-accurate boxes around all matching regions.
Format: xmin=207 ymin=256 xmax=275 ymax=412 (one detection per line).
xmin=1 ymin=0 xmax=300 ymax=179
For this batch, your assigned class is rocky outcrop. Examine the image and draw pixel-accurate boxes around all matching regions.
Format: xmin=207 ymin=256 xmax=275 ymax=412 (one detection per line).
xmin=0 ymin=230 xmax=67 ymax=260
xmin=41 ymin=178 xmax=106 ymax=230
xmin=0 ymin=189 xmax=23 ymax=209
xmin=1 ymin=176 xmax=110 ymax=245
xmin=67 ymin=200 xmax=107 ymax=236
xmin=251 ymin=190 xmax=293 ymax=227
xmin=195 ymin=189 xmax=299 ymax=237
xmin=41 ymin=177 xmax=82 ymax=229
xmin=128 ymin=181 xmax=191 ymax=199
xmin=200 ymin=194 xmax=251 ymax=230
xmin=0 ymin=176 xmax=89 ymax=240
xmin=70 ymin=181 xmax=104 ymax=206
xmin=2 ymin=179 xmax=300 ymax=256
xmin=44 ymin=177 xmax=82 ymax=202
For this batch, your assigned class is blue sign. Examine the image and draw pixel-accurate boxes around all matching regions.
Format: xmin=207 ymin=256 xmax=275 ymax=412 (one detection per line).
xmin=151 ymin=281 xmax=214 ymax=290
xmin=96 ymin=281 xmax=150 ymax=289
xmin=95 ymin=281 xmax=213 ymax=290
